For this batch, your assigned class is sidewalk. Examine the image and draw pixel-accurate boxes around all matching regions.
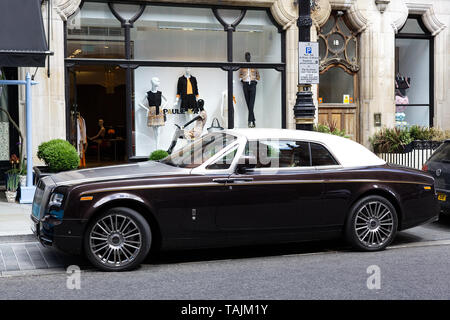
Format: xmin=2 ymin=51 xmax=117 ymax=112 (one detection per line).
xmin=0 ymin=195 xmax=33 ymax=237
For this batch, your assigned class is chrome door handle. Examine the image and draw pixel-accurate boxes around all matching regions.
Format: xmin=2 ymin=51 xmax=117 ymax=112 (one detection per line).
xmin=212 ymin=178 xmax=229 ymax=184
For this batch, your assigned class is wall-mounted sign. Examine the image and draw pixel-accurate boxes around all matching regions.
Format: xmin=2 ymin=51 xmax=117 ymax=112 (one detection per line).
xmin=374 ymin=113 xmax=382 ymax=127
xmin=299 ymin=42 xmax=319 ymax=84
xmin=318 ymin=97 xmax=323 ymax=104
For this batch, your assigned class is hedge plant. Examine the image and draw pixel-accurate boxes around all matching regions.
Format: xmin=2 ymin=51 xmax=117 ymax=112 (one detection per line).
xmin=37 ymin=139 xmax=79 ymax=172
xmin=149 ymin=150 xmax=169 ymax=161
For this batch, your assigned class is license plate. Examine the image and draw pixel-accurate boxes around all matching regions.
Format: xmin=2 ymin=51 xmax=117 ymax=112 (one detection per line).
xmin=438 ymin=193 xmax=447 ymax=202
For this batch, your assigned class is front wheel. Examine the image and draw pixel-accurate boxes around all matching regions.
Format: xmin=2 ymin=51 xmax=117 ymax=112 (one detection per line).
xmin=345 ymin=195 xmax=398 ymax=251
xmin=84 ymin=207 xmax=152 ymax=271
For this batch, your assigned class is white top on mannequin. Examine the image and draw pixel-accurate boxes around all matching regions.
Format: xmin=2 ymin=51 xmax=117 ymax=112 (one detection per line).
xmin=174 ymin=67 xmax=193 ymax=107
xmin=138 ymin=77 xmax=168 ymax=112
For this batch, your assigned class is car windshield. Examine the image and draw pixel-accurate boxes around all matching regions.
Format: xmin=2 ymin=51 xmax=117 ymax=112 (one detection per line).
xmin=161 ymin=133 xmax=238 ymax=168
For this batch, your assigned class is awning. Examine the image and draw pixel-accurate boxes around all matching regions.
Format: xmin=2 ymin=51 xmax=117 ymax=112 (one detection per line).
xmin=0 ymin=0 xmax=50 ymax=67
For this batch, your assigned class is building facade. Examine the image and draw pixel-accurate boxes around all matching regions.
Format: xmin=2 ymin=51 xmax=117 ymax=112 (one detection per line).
xmin=1 ymin=0 xmax=449 ymax=169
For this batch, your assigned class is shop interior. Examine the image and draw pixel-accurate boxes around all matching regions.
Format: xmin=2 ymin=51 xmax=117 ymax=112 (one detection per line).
xmin=69 ymin=65 xmax=127 ymax=167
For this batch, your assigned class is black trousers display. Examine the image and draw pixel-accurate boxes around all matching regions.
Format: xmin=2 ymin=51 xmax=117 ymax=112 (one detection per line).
xmin=242 ymin=81 xmax=257 ymax=122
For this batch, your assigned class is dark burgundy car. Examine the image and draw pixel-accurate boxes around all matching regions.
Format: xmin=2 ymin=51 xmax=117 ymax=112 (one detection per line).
xmin=423 ymin=139 xmax=450 ymax=214
xmin=31 ymin=129 xmax=439 ymax=271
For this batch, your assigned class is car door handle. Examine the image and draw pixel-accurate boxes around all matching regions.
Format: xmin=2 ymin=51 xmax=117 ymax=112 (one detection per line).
xmin=212 ymin=178 xmax=254 ymax=184
xmin=212 ymin=178 xmax=229 ymax=184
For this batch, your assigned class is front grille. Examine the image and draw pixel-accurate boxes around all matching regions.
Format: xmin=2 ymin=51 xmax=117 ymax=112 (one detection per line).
xmin=31 ymin=177 xmax=55 ymax=220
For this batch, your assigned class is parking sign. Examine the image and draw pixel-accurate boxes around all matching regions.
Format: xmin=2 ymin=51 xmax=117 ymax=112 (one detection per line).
xmin=299 ymin=42 xmax=319 ymax=84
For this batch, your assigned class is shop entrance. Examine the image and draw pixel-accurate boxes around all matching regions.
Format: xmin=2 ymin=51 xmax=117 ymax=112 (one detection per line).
xmin=68 ymin=65 xmax=126 ymax=167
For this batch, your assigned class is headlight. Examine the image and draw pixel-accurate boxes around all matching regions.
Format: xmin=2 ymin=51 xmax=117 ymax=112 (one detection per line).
xmin=49 ymin=193 xmax=64 ymax=208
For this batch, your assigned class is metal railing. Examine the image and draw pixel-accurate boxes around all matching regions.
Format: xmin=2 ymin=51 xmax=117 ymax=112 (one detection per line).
xmin=376 ymin=140 xmax=443 ymax=170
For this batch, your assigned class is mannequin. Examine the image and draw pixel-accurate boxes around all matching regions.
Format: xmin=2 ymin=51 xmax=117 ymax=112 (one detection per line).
xmin=238 ymin=52 xmax=260 ymax=128
xmin=138 ymin=77 xmax=168 ymax=150
xmin=174 ymin=67 xmax=199 ymax=122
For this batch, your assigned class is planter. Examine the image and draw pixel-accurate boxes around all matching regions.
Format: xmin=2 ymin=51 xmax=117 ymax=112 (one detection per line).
xmin=33 ymin=166 xmax=52 ymax=184
xmin=19 ymin=175 xmax=27 ymax=187
xmin=5 ymin=191 xmax=17 ymax=203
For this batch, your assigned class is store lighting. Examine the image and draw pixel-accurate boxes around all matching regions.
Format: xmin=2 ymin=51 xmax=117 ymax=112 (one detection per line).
xmin=157 ymin=22 xmax=262 ymax=33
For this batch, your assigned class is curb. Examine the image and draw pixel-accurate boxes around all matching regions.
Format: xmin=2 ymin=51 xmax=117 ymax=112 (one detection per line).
xmin=0 ymin=233 xmax=35 ymax=244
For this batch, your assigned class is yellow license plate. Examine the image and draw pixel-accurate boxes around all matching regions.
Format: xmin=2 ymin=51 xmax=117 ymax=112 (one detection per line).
xmin=438 ymin=193 xmax=447 ymax=201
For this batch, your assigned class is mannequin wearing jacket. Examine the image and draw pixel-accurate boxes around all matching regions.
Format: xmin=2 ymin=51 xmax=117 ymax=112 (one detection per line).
xmin=174 ymin=68 xmax=199 ymax=114
xmin=239 ymin=52 xmax=260 ymax=128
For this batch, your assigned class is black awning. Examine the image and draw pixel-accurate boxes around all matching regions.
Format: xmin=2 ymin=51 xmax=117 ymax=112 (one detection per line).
xmin=0 ymin=0 xmax=49 ymax=67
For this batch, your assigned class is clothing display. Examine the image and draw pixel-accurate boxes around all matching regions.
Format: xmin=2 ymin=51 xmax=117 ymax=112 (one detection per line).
xmin=176 ymin=75 xmax=199 ymax=112
xmin=146 ymin=90 xmax=165 ymax=127
xmin=76 ymin=115 xmax=87 ymax=168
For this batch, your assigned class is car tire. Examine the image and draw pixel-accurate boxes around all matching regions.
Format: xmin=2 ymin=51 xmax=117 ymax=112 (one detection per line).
xmin=84 ymin=207 xmax=152 ymax=271
xmin=345 ymin=195 xmax=398 ymax=251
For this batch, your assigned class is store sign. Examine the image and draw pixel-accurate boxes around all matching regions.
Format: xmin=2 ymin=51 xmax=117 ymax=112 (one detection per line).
xmin=299 ymin=42 xmax=319 ymax=84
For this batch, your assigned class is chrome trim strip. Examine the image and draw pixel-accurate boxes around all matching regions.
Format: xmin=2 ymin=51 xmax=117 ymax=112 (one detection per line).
xmin=79 ymin=179 xmax=428 ymax=195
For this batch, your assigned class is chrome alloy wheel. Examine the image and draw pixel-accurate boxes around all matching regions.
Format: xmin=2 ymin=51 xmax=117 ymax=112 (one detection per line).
xmin=354 ymin=201 xmax=394 ymax=248
xmin=89 ymin=214 xmax=142 ymax=267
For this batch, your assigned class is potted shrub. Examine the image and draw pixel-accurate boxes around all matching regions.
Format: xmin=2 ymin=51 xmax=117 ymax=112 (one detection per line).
xmin=34 ymin=139 xmax=80 ymax=181
xmin=149 ymin=149 xmax=169 ymax=161
xmin=5 ymin=170 xmax=20 ymax=203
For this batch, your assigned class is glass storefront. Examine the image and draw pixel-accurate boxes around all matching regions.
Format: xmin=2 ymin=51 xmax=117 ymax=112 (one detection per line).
xmin=395 ymin=16 xmax=433 ymax=128
xmin=66 ymin=1 xmax=285 ymax=162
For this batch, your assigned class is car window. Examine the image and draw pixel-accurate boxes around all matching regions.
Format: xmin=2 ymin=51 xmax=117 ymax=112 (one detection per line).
xmin=310 ymin=143 xmax=338 ymax=166
xmin=429 ymin=142 xmax=450 ymax=163
xmin=244 ymin=140 xmax=311 ymax=168
xmin=161 ymin=133 xmax=237 ymax=168
xmin=206 ymin=147 xmax=238 ymax=170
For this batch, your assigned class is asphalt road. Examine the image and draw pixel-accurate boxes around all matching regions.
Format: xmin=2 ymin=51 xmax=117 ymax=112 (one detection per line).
xmin=0 ymin=215 xmax=449 ymax=300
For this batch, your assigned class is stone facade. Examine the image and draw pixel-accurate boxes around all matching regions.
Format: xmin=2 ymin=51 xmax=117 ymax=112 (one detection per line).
xmin=19 ymin=0 xmax=449 ymax=165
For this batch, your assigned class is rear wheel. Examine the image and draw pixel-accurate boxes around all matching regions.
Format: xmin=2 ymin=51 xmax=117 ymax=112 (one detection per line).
xmin=84 ymin=207 xmax=151 ymax=271
xmin=345 ymin=195 xmax=398 ymax=251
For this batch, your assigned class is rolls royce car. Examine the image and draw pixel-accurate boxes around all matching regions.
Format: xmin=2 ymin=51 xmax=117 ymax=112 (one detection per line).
xmin=423 ymin=139 xmax=450 ymax=214
xmin=31 ymin=129 xmax=439 ymax=271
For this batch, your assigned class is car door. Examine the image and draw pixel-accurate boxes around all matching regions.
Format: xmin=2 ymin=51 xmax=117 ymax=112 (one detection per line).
xmin=213 ymin=139 xmax=325 ymax=243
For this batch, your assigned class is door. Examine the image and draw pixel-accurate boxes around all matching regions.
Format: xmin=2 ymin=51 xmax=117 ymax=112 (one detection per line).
xmin=214 ymin=139 xmax=325 ymax=243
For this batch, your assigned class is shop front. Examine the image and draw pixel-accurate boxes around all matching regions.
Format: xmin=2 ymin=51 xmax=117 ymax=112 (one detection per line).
xmin=65 ymin=1 xmax=286 ymax=164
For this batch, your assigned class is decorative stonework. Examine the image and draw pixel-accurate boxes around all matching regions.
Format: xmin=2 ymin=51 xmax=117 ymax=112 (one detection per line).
xmin=405 ymin=3 xmax=446 ymax=35
xmin=54 ymin=0 xmax=82 ymax=21
xmin=311 ymin=0 xmax=332 ymax=28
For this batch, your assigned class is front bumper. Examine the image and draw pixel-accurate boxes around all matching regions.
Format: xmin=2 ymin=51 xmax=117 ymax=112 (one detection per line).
xmin=30 ymin=214 xmax=84 ymax=255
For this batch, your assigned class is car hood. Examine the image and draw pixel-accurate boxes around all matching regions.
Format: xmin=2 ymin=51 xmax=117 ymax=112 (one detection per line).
xmin=50 ymin=161 xmax=188 ymax=186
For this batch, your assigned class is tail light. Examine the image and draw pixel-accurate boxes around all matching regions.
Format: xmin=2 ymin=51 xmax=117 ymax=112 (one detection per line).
xmin=422 ymin=164 xmax=428 ymax=171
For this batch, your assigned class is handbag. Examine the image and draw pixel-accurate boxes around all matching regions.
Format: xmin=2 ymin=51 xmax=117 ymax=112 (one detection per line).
xmin=207 ymin=117 xmax=224 ymax=132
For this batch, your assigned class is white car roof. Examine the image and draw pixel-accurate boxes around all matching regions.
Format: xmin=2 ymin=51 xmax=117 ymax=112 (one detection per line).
xmin=225 ymin=128 xmax=386 ymax=168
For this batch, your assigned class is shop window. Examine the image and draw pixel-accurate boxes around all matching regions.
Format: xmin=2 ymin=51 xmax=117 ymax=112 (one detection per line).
xmin=66 ymin=2 xmax=125 ymax=59
xmin=133 ymin=66 xmax=227 ymax=157
xmin=66 ymin=1 xmax=285 ymax=162
xmin=233 ymin=10 xmax=282 ymax=63
xmin=232 ymin=69 xmax=282 ymax=129
xmin=132 ymin=6 xmax=226 ymax=62
xmin=395 ymin=16 xmax=433 ymax=128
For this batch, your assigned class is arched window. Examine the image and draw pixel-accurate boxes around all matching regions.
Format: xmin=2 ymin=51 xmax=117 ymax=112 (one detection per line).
xmin=317 ymin=11 xmax=359 ymax=140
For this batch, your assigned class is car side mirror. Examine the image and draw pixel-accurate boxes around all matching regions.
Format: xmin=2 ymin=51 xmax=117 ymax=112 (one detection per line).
xmin=235 ymin=155 xmax=257 ymax=174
